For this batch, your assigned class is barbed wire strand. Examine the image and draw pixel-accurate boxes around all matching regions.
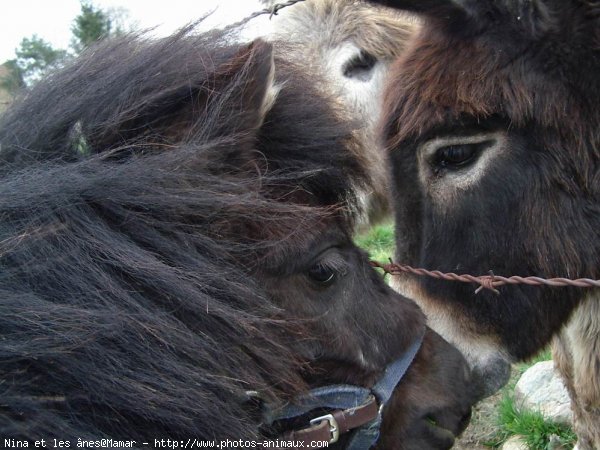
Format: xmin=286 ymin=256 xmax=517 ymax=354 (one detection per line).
xmin=370 ymin=260 xmax=600 ymax=295
xmin=223 ymin=0 xmax=307 ymax=31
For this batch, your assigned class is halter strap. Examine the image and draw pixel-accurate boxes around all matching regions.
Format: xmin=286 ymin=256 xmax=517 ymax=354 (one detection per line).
xmin=372 ymin=333 xmax=423 ymax=405
xmin=265 ymin=331 xmax=425 ymax=448
xmin=284 ymin=395 xmax=379 ymax=444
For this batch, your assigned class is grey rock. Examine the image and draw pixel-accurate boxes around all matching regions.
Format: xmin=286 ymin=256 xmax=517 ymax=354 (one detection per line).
xmin=514 ymin=360 xmax=573 ymax=426
xmin=501 ymin=435 xmax=528 ymax=450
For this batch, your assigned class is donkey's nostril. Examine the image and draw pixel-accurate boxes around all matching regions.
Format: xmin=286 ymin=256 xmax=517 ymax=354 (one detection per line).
xmin=471 ymin=356 xmax=512 ymax=401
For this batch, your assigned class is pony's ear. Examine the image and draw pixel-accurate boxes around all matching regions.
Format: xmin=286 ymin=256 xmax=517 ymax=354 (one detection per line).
xmin=210 ymin=39 xmax=277 ymax=135
xmin=195 ymin=39 xmax=278 ymax=170
xmin=105 ymin=39 xmax=277 ymax=148
xmin=160 ymin=39 xmax=276 ymax=145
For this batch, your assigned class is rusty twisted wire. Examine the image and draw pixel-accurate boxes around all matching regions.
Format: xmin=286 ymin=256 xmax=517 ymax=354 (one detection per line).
xmin=223 ymin=0 xmax=307 ymax=30
xmin=370 ymin=260 xmax=600 ymax=295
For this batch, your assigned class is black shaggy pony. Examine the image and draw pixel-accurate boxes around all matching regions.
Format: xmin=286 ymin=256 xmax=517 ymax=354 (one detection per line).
xmin=0 ymin=25 xmax=473 ymax=449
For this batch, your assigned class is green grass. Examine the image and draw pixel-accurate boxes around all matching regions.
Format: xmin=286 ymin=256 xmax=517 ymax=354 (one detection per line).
xmin=354 ymin=221 xmax=395 ymax=262
xmin=487 ymin=348 xmax=576 ymax=449
xmin=511 ymin=347 xmax=554 ymax=379
xmin=518 ymin=348 xmax=553 ymax=369
xmin=495 ymin=394 xmax=577 ymax=449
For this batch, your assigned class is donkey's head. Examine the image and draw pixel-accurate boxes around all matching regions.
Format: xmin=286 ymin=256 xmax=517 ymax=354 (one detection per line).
xmin=267 ymin=0 xmax=417 ymax=123
xmin=367 ymin=0 xmax=600 ymax=398
xmin=265 ymin=0 xmax=419 ymax=226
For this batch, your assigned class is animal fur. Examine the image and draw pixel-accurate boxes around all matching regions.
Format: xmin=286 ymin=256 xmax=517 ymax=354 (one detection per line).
xmin=367 ymin=0 xmax=600 ymax=446
xmin=264 ymin=0 xmax=419 ymax=226
xmin=0 ymin=23 xmax=474 ymax=448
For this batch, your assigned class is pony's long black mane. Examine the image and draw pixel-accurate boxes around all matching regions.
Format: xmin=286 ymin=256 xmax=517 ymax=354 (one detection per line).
xmin=0 ymin=25 xmax=367 ymax=442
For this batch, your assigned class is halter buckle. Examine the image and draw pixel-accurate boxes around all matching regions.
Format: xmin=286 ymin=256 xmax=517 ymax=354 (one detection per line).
xmin=310 ymin=414 xmax=340 ymax=443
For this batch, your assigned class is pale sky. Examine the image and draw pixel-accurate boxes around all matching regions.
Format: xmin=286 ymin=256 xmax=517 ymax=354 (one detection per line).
xmin=0 ymin=0 xmax=270 ymax=63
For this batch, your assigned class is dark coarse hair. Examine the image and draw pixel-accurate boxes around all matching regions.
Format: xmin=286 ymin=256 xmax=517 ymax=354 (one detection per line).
xmin=0 ymin=24 xmax=368 ymax=442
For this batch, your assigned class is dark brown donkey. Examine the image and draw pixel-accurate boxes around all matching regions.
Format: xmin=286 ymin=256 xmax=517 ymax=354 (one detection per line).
xmin=367 ymin=0 xmax=600 ymax=448
xmin=0 ymin=24 xmax=473 ymax=449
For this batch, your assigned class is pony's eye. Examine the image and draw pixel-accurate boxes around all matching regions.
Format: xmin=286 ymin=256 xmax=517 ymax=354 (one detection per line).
xmin=307 ymin=263 xmax=336 ymax=286
xmin=432 ymin=144 xmax=479 ymax=169
xmin=343 ymin=51 xmax=377 ymax=81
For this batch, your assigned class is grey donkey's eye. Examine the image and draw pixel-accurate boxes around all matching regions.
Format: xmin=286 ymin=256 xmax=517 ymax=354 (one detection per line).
xmin=343 ymin=50 xmax=377 ymax=81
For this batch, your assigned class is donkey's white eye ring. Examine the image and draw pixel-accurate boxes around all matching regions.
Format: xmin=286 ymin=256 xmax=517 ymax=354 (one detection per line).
xmin=433 ymin=144 xmax=478 ymax=168
xmin=430 ymin=139 xmax=495 ymax=173
xmin=343 ymin=50 xmax=377 ymax=80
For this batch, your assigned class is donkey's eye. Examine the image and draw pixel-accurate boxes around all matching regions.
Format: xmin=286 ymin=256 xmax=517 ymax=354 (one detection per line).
xmin=432 ymin=144 xmax=480 ymax=169
xmin=343 ymin=51 xmax=377 ymax=81
xmin=307 ymin=263 xmax=336 ymax=286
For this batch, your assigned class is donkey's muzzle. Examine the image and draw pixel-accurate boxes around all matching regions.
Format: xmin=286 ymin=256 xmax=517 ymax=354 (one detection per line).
xmin=470 ymin=355 xmax=511 ymax=401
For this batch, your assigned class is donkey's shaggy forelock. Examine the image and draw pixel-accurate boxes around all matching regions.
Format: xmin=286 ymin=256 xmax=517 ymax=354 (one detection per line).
xmin=0 ymin=26 xmax=370 ymax=441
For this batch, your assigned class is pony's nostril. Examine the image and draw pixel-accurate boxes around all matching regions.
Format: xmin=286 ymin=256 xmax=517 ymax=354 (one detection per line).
xmin=417 ymin=411 xmax=459 ymax=450
xmin=423 ymin=404 xmax=472 ymax=438
xmin=457 ymin=408 xmax=472 ymax=435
